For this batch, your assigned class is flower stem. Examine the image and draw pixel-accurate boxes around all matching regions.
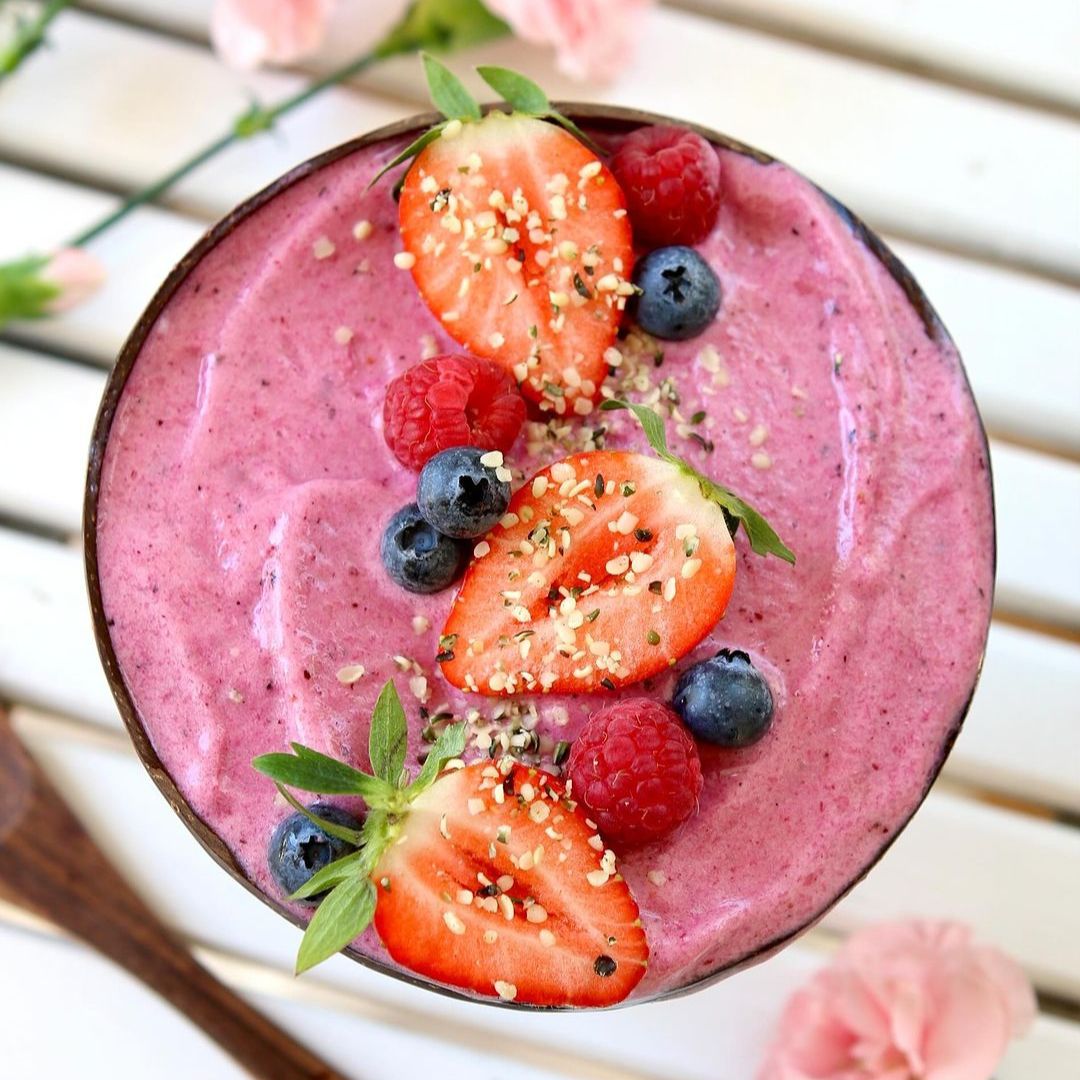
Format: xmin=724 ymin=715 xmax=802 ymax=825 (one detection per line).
xmin=0 ymin=0 xmax=72 ymax=80
xmin=70 ymin=46 xmax=389 ymax=250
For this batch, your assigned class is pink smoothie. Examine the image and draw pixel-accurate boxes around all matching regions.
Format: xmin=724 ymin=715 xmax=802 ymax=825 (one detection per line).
xmin=94 ymin=120 xmax=993 ymax=1002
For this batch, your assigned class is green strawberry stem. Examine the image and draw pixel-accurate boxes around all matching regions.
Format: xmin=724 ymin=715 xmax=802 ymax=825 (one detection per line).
xmin=369 ymin=54 xmax=601 ymax=189
xmin=600 ymin=399 xmax=796 ymax=564
xmin=252 ymin=678 xmax=465 ymax=972
xmin=0 ymin=0 xmax=72 ymax=83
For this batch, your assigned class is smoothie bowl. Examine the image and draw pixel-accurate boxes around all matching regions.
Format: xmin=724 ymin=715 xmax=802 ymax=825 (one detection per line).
xmin=85 ymin=70 xmax=994 ymax=1009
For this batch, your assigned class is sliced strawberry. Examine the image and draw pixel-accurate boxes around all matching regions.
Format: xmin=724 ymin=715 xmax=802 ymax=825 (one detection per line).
xmin=372 ymin=761 xmax=648 ymax=1007
xmin=439 ymin=451 xmax=736 ymax=696
xmin=398 ymin=113 xmax=634 ymax=415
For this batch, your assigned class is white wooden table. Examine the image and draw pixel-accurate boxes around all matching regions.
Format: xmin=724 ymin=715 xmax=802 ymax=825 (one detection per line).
xmin=1 ymin=2 xmax=1079 ymax=1076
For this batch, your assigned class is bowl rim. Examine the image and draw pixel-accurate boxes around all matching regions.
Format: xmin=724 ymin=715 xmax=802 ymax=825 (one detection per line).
xmin=83 ymin=102 xmax=997 ymax=1011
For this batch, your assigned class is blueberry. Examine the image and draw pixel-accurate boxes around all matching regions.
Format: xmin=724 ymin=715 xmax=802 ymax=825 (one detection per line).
xmin=381 ymin=503 xmax=467 ymax=593
xmin=417 ymin=446 xmax=511 ymax=539
xmin=267 ymin=804 xmax=362 ymax=902
xmin=672 ymin=649 xmax=774 ymax=747
xmin=632 ymin=246 xmax=721 ymax=340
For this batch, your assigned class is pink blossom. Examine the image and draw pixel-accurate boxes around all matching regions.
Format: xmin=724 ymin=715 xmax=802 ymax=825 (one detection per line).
xmin=41 ymin=248 xmax=106 ymax=313
xmin=757 ymin=921 xmax=1035 ymax=1080
xmin=211 ymin=0 xmax=339 ymax=70
xmin=485 ymin=0 xmax=654 ymax=82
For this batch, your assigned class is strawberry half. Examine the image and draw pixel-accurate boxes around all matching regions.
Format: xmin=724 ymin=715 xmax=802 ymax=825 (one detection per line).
xmin=439 ymin=450 xmax=737 ymax=696
xmin=372 ymin=761 xmax=648 ymax=1007
xmin=398 ymin=112 xmax=635 ymax=415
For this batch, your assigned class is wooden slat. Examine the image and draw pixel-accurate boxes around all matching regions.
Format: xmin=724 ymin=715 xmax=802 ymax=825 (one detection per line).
xmin=4 ymin=913 xmax=1076 ymax=1080
xmin=0 ymin=11 xmax=412 ymax=222
xmin=888 ymin=243 xmax=1080 ymax=458
xmin=683 ymin=0 xmax=1080 ymax=113
xmin=959 ymin=624 xmax=1080 ymax=814
xmin=0 ymin=344 xmax=103 ymax=533
xmin=357 ymin=9 xmax=1080 ymax=283
xmin=0 ymin=923 xmax=580 ymax=1080
xmin=0 ymin=529 xmax=120 ymax=729
xmin=993 ymin=443 xmax=1080 ymax=629
xmin=2 ymin=8 xmax=1078 ymax=282
xmin=824 ymin=786 xmax=1080 ymax=999
xmin=0 ymin=163 xmax=204 ymax=364
xmin=85 ymin=0 xmax=1080 ymax=120
xmin=1000 ymin=1014 xmax=1080 ymax=1080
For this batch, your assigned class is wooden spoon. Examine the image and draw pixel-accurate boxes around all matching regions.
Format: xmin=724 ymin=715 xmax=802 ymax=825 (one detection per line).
xmin=0 ymin=707 xmax=346 ymax=1080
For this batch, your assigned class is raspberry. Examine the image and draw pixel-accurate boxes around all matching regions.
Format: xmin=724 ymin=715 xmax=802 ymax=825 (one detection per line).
xmin=610 ymin=126 xmax=721 ymax=248
xmin=383 ymin=354 xmax=526 ymax=472
xmin=568 ymin=699 xmax=703 ymax=845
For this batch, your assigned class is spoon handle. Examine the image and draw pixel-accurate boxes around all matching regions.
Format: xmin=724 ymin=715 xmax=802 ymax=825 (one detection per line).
xmin=0 ymin=713 xmax=345 ymax=1080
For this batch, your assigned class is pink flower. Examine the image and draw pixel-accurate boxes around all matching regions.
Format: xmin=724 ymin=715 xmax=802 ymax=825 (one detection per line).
xmin=211 ymin=0 xmax=339 ymax=70
xmin=41 ymin=248 xmax=106 ymax=313
xmin=758 ymin=921 xmax=1035 ymax=1080
xmin=485 ymin=0 xmax=654 ymax=82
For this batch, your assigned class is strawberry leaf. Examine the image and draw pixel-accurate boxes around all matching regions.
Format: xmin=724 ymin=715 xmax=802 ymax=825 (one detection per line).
xmin=0 ymin=255 xmax=59 ymax=326
xmin=253 ymin=744 xmax=397 ymax=805
xmin=600 ymin=399 xmax=796 ymax=564
xmin=543 ymin=112 xmax=604 ymax=156
xmin=295 ymin=874 xmax=377 ymax=974
xmin=274 ymin=783 xmax=365 ymax=846
xmin=475 ymin=65 xmax=549 ymax=115
xmin=288 ymin=848 xmax=367 ymax=902
xmin=600 ymin=399 xmax=674 ymax=460
xmin=368 ymin=125 xmax=445 ymax=189
xmin=409 ymin=722 xmax=467 ymax=794
xmin=422 ymin=51 xmax=481 ymax=121
xmin=369 ymin=679 xmax=409 ymax=786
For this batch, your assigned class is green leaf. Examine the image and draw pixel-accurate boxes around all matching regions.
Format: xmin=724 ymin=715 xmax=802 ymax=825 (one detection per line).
xmin=544 ymin=111 xmax=604 ymax=156
xmin=367 ymin=126 xmax=442 ymax=191
xmin=474 ymin=65 xmax=603 ymax=154
xmin=601 ymin=399 xmax=796 ymax=564
xmin=369 ymin=679 xmax=409 ymax=786
xmin=295 ymin=875 xmax=377 ymax=974
xmin=274 ymin=784 xmax=364 ymax=846
xmin=409 ymin=722 xmax=467 ymax=794
xmin=600 ymin=399 xmax=672 ymax=458
xmin=0 ymin=256 xmax=59 ymax=327
xmin=368 ymin=124 xmax=446 ymax=189
xmin=375 ymin=0 xmax=509 ymax=59
xmin=422 ymin=52 xmax=481 ymax=121
xmin=475 ymin=65 xmax=549 ymax=114
xmin=252 ymin=745 xmax=396 ymax=805
xmin=696 ymin=481 xmax=796 ymax=564
xmin=233 ymin=100 xmax=275 ymax=139
xmin=288 ymin=849 xmax=366 ymax=902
